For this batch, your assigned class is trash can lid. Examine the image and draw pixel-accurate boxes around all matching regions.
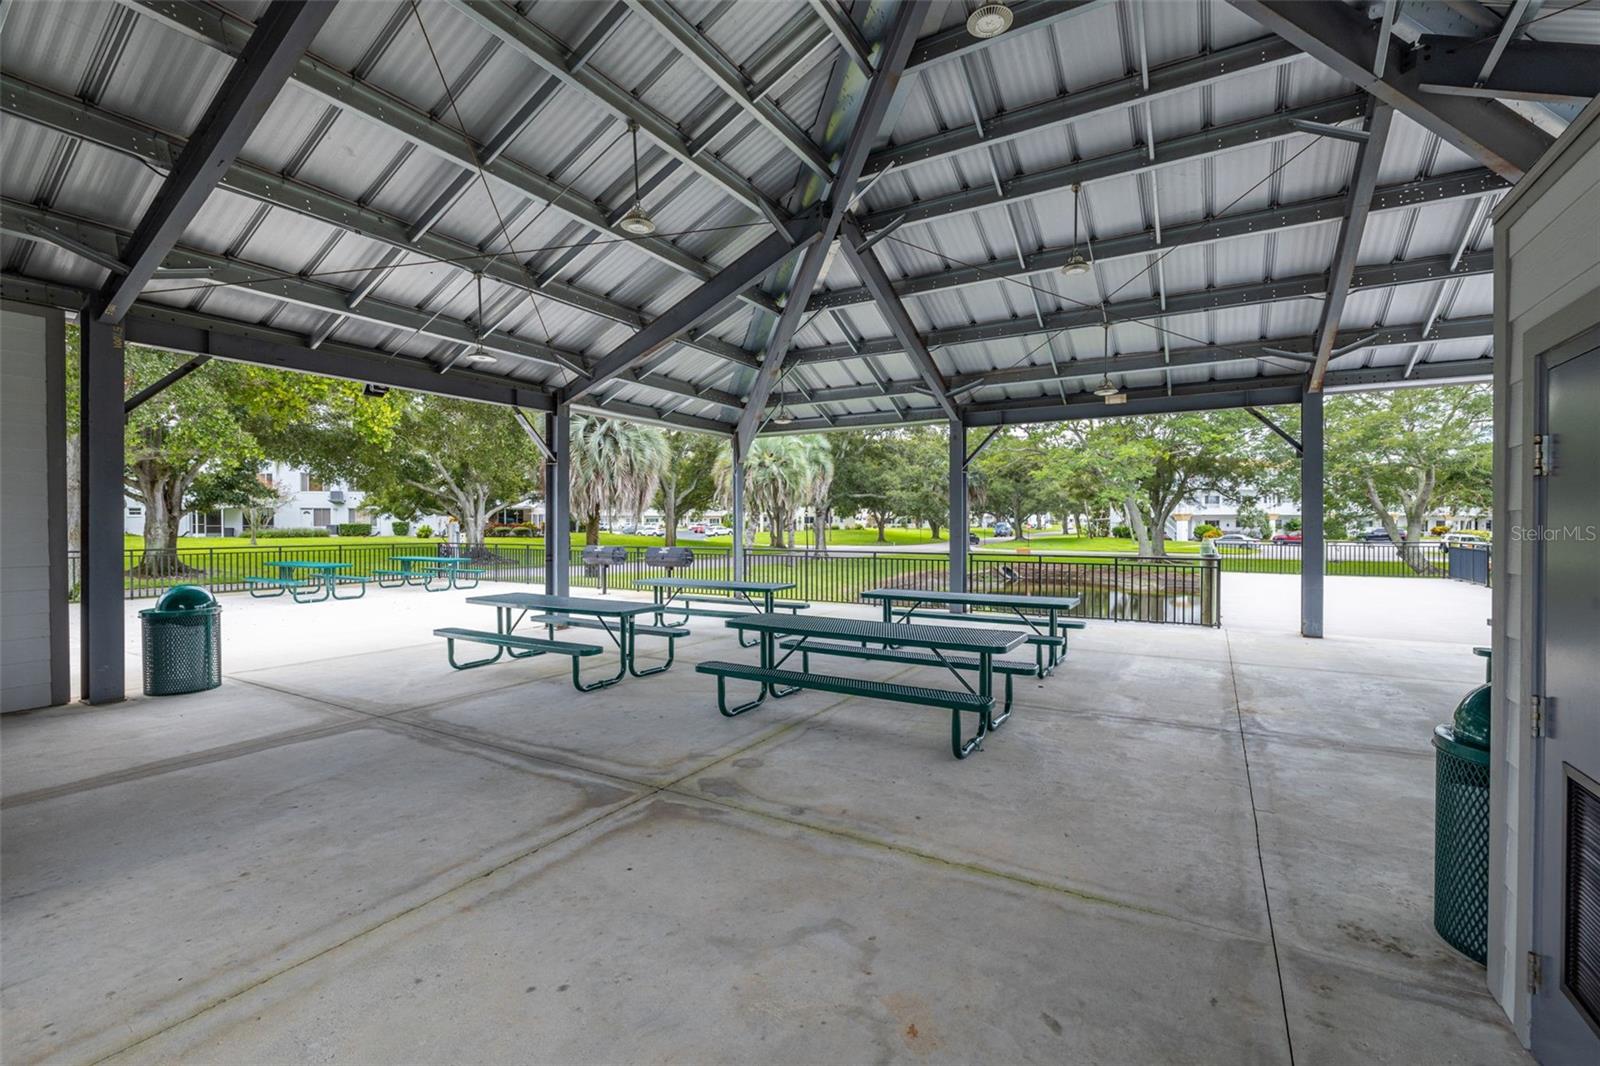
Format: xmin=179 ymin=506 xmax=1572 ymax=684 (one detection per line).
xmin=153 ymin=585 xmax=217 ymax=610
xmin=1433 ymin=724 xmax=1491 ymax=766
xmin=1450 ymin=683 xmax=1491 ymax=751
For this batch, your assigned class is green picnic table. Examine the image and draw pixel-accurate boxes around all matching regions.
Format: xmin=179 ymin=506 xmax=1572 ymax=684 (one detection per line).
xmin=634 ymin=578 xmax=807 ymax=647
xmin=697 ymin=613 xmax=1025 ymax=759
xmin=378 ymin=555 xmax=486 ymax=591
xmin=861 ymin=588 xmax=1083 ymax=677
xmin=246 ymin=560 xmax=367 ymax=603
xmin=436 ymin=592 xmax=688 ymax=691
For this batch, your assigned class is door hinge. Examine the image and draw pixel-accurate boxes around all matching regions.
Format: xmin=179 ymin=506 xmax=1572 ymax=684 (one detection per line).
xmin=1532 ymin=434 xmax=1549 ymax=477
xmin=1531 ymin=694 xmax=1550 ymax=738
xmin=1528 ymin=950 xmax=1544 ymax=993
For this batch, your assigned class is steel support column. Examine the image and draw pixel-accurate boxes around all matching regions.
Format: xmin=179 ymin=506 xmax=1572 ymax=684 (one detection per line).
xmin=1300 ymin=389 xmax=1325 ymax=639
xmin=80 ymin=308 xmax=125 ymax=702
xmin=545 ymin=405 xmax=571 ymax=597
xmin=949 ymin=419 xmax=968 ymax=599
xmin=731 ymin=457 xmax=746 ymax=581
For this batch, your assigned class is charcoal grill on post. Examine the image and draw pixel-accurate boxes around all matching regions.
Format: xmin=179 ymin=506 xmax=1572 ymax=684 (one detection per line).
xmin=645 ymin=547 xmax=694 ymax=575
xmin=581 ymin=545 xmax=629 ymax=594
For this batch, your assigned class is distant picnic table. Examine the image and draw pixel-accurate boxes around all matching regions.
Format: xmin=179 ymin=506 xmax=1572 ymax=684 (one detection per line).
xmin=246 ymin=560 xmax=366 ymax=603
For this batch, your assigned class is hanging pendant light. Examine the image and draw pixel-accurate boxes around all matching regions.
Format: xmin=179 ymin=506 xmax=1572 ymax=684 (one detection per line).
xmin=967 ymin=3 xmax=1014 ymax=39
xmin=1061 ymin=182 xmax=1090 ymax=276
xmin=616 ymin=121 xmax=657 ymax=236
xmin=465 ymin=272 xmax=497 ymax=363
xmin=1092 ymin=322 xmax=1121 ymax=400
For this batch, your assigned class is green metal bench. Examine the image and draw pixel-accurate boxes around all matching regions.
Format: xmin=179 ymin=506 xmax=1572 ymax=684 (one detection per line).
xmin=655 ymin=597 xmax=809 ymax=647
xmin=695 ymin=660 xmax=993 ymax=759
xmin=515 ymin=614 xmax=690 ymax=676
xmin=244 ymin=576 xmax=310 ymax=599
xmin=778 ymin=638 xmax=1035 ymax=723
xmin=433 ymin=626 xmax=602 ymax=687
xmin=372 ymin=568 xmax=416 ymax=588
xmin=897 ymin=609 xmax=1083 ymax=675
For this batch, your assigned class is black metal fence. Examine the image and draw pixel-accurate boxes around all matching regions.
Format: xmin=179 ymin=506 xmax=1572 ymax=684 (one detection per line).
xmin=71 ymin=542 xmax=1222 ymax=626
xmin=1211 ymin=539 xmax=1459 ymax=578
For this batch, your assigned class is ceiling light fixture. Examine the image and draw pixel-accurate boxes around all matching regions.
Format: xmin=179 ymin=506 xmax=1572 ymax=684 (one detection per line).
xmin=464 ymin=351 xmax=497 ymax=365
xmin=616 ymin=121 xmax=657 ymax=236
xmin=966 ymin=3 xmax=1014 ymax=39
xmin=1092 ymin=321 xmax=1121 ymax=401
xmin=1061 ymin=182 xmax=1091 ymax=276
xmin=464 ymin=272 xmax=496 ymax=365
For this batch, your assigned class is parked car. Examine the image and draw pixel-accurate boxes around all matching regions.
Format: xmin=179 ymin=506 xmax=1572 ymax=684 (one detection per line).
xmin=1213 ymin=532 xmax=1259 ymax=546
xmin=708 ymin=525 xmax=731 ymax=537
xmin=689 ymin=523 xmax=707 ymax=534
xmin=617 ymin=522 xmax=638 ymax=535
xmin=968 ymin=532 xmax=981 ymax=547
xmin=1270 ymin=530 xmax=1302 ymax=544
xmin=1441 ymin=531 xmax=1489 ymax=547
xmin=642 ymin=523 xmax=666 ymax=537
xmin=994 ymin=521 xmax=1014 ymax=537
xmin=1360 ymin=528 xmax=1406 ymax=542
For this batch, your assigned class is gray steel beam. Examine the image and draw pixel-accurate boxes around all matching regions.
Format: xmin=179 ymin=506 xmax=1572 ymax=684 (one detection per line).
xmin=1412 ymin=35 xmax=1600 ymax=104
xmin=1309 ymin=101 xmax=1393 ymax=392
xmin=825 ymin=167 xmax=1503 ymax=310
xmin=1225 ymin=0 xmax=1553 ymax=180
xmin=765 ymin=316 xmax=1491 ymax=412
xmin=731 ymin=456 xmax=746 ymax=580
xmin=0 ymin=74 xmax=767 ymax=375
xmin=1247 ymin=406 xmax=1302 ymax=454
xmin=839 ymin=217 xmax=957 ymax=420
xmin=123 ymin=355 xmax=210 ymax=414
xmin=949 ymin=420 xmax=967 ymax=596
xmin=97 ymin=0 xmax=331 ymax=321
xmin=958 ymin=357 xmax=1492 ymax=426
xmin=858 ymin=94 xmax=1371 ymax=231
xmin=6 ymin=198 xmax=593 ymax=380
xmin=865 ymin=36 xmax=1299 ymax=178
xmin=808 ymin=0 xmax=873 ymax=73
xmin=446 ymin=0 xmax=791 ymax=230
xmin=1300 ymin=388 xmax=1324 ymax=638
xmin=566 ymin=216 xmax=825 ymax=403
xmin=786 ymin=250 xmax=1495 ymax=366
xmin=623 ymin=0 xmax=832 ymax=178
xmin=732 ymin=1 xmax=930 ymax=454
xmin=905 ymin=0 xmax=1109 ymax=70
xmin=78 ymin=307 xmax=125 ymax=703
xmin=546 ymin=405 xmax=570 ymax=596
xmin=130 ymin=1 xmax=778 ymax=314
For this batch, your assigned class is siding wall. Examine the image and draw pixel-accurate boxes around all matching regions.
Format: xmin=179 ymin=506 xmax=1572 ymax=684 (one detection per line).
xmin=0 ymin=302 xmax=68 ymax=711
xmin=1489 ymin=97 xmax=1600 ymax=1044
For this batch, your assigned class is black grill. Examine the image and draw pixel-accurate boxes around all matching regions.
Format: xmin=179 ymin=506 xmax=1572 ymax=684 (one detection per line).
xmin=580 ymin=546 xmax=629 ymax=593
xmin=1565 ymin=769 xmax=1600 ymax=1032
xmin=645 ymin=547 xmax=694 ymax=570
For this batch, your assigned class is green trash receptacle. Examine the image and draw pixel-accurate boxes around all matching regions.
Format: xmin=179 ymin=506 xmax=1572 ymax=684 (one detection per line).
xmin=1432 ymin=680 xmax=1491 ymax=965
xmin=140 ymin=585 xmax=222 ymax=696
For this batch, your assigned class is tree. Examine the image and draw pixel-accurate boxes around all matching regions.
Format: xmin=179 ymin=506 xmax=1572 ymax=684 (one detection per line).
xmin=971 ymin=429 xmax=1053 ymax=541
xmin=1325 ymin=384 xmax=1491 ymax=571
xmin=1235 ymin=501 xmax=1268 ymax=539
xmin=327 ymin=394 xmax=534 ymax=546
xmin=656 ymin=431 xmax=722 ymax=546
xmin=826 ymin=430 xmax=898 ymax=542
xmin=1034 ymin=422 xmax=1142 ymax=539
xmin=887 ymin=427 xmax=951 ymax=541
xmin=714 ymin=435 xmax=832 ymax=549
xmin=568 ymin=414 xmax=669 ymax=545
xmin=186 ymin=459 xmax=292 ymax=545
xmin=1087 ymin=412 xmax=1267 ymax=556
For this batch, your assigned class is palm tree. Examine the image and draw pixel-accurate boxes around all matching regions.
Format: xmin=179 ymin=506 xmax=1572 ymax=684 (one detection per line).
xmin=567 ymin=415 xmax=669 ymax=545
xmin=714 ymin=434 xmax=833 ymax=549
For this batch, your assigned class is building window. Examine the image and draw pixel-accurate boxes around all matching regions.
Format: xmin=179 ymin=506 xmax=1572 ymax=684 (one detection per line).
xmin=311 ymin=508 xmax=331 ymax=527
xmin=300 ymin=473 xmax=324 ymax=492
xmin=1204 ymin=494 xmax=1221 ymax=505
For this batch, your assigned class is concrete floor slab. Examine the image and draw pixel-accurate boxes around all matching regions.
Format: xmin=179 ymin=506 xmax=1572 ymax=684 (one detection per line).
xmin=1277 ymin=946 xmax=1532 ymax=1065
xmin=106 ymin=795 xmax=1292 ymax=1066
xmin=0 ymin=684 xmax=356 ymax=800
xmin=1233 ymin=663 xmax=1469 ymax=753
xmin=1225 ymin=631 xmax=1486 ymax=684
xmin=0 ymin=723 xmax=640 ymax=1065
xmin=1246 ymin=735 xmax=1484 ymax=991
xmin=395 ymin=658 xmax=903 ymax=786
xmin=1011 ymin=646 xmax=1242 ymax=731
xmin=678 ymin=701 xmax=1269 ymax=938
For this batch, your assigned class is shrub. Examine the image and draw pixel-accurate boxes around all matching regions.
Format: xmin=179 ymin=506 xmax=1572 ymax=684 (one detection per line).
xmin=1283 ymin=518 xmax=1301 ymax=532
xmin=514 ymin=523 xmax=537 ymax=537
xmin=417 ymin=524 xmax=433 ymax=538
xmin=1431 ymin=524 xmax=1450 ymax=536
xmin=336 ymin=522 xmax=372 ymax=537
xmin=391 ymin=520 xmax=410 ymax=537
xmin=257 ymin=527 xmax=332 ymax=539
xmin=1111 ymin=524 xmax=1132 ymax=539
xmin=1194 ymin=523 xmax=1223 ymax=540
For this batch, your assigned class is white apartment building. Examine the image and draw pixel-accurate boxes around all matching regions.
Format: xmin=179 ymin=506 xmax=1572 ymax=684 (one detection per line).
xmin=123 ymin=462 xmax=447 ymax=537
